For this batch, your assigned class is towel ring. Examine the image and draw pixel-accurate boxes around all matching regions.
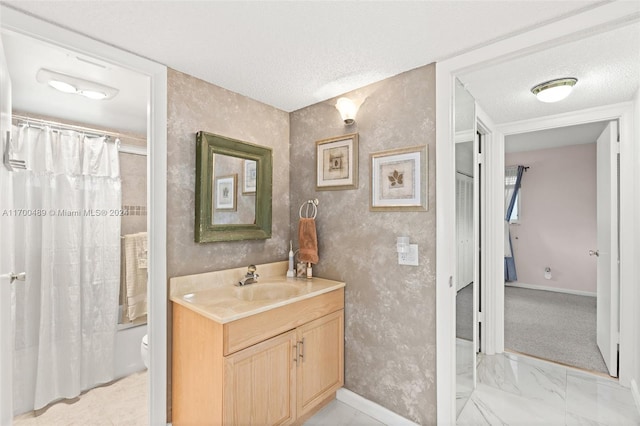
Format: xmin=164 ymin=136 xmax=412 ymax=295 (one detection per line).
xmin=299 ymin=199 xmax=319 ymax=219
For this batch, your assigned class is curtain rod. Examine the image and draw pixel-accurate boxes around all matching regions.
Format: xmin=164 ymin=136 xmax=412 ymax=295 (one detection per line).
xmin=12 ymin=114 xmax=147 ymax=144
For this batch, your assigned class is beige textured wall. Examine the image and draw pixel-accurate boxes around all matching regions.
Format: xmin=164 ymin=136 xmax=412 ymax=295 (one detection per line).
xmin=120 ymin=150 xmax=147 ymax=236
xmin=289 ymin=64 xmax=437 ymax=424
xmin=166 ymin=68 xmax=290 ymax=278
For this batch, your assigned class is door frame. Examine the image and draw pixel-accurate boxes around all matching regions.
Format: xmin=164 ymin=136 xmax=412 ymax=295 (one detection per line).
xmin=476 ymin=111 xmax=495 ymax=356
xmin=492 ymin=103 xmax=633 ymax=382
xmin=435 ymin=2 xmax=640 ymax=423
xmin=0 ymin=7 xmax=168 ymax=424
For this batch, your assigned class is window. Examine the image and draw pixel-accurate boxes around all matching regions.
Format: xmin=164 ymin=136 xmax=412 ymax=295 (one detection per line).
xmin=505 ymin=166 xmax=521 ymax=223
xmin=509 ymin=192 xmax=520 ymax=222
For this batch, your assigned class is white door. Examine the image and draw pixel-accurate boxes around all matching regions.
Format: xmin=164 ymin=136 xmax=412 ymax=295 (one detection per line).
xmin=456 ymin=172 xmax=474 ymax=291
xmin=595 ymin=121 xmax=619 ymax=378
xmin=0 ymin=27 xmax=14 ymax=424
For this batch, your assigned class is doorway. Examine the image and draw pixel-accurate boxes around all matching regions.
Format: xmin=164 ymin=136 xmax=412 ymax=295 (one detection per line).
xmin=502 ymin=120 xmax=617 ymax=376
xmin=0 ymin=6 xmax=168 ymax=425
xmin=435 ymin=4 xmax=639 ymax=423
xmin=4 ymin=29 xmax=150 ymax=422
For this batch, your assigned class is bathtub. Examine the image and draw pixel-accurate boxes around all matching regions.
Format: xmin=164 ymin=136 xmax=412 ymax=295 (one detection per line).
xmin=115 ymin=307 xmax=147 ymax=379
xmin=12 ymin=309 xmax=147 ymax=416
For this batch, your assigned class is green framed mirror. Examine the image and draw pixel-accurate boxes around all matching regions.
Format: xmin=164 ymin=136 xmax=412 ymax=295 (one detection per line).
xmin=195 ymin=131 xmax=273 ymax=242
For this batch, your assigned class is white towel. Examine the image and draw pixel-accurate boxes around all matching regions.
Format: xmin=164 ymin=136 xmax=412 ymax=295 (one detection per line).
xmin=122 ymin=232 xmax=148 ymax=322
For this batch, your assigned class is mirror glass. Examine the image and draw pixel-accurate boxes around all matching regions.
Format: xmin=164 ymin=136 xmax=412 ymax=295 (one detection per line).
xmin=211 ymin=154 xmax=256 ymax=225
xmin=195 ymin=131 xmax=272 ymax=242
xmin=454 ymin=78 xmax=476 ymax=417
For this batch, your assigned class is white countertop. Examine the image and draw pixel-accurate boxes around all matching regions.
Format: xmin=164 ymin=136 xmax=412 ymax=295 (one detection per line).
xmin=170 ymin=276 xmax=345 ymax=324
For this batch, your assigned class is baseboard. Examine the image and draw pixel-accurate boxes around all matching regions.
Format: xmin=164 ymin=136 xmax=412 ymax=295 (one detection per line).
xmin=631 ymin=379 xmax=640 ymax=416
xmin=336 ymin=388 xmax=419 ymax=426
xmin=506 ymin=282 xmax=596 ymax=297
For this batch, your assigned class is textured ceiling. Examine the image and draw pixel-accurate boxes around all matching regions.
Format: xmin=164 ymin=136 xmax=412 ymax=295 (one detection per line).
xmin=459 ymin=22 xmax=640 ymax=124
xmin=505 ymin=121 xmax=608 ymax=153
xmin=3 ymin=0 xmax=606 ymax=113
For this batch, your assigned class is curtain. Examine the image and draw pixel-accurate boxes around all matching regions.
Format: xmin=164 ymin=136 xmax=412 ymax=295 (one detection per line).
xmin=504 ymin=165 xmax=524 ymax=282
xmin=10 ymin=125 xmax=121 ymax=413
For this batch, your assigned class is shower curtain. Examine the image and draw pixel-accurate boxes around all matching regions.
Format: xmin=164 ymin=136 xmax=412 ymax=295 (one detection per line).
xmin=10 ymin=125 xmax=121 ymax=414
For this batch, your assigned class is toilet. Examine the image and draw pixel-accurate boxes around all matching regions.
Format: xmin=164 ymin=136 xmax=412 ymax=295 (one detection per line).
xmin=141 ymin=334 xmax=149 ymax=369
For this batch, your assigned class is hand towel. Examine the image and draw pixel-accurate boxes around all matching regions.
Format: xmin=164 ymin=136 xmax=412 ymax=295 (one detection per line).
xmin=122 ymin=232 xmax=148 ymax=322
xmin=298 ymin=218 xmax=319 ymax=264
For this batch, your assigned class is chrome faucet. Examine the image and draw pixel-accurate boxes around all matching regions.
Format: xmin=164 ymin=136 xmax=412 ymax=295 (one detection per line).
xmin=237 ymin=264 xmax=259 ymax=286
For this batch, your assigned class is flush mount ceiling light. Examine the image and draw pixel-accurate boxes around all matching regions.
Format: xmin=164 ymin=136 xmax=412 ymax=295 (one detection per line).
xmin=531 ymin=77 xmax=577 ymax=103
xmin=36 ymin=68 xmax=119 ymax=100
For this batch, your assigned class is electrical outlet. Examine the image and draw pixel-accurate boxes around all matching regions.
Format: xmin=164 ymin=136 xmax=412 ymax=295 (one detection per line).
xmin=398 ymin=244 xmax=419 ymax=266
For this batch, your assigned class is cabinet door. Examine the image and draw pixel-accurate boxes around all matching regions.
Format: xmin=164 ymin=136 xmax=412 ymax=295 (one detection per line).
xmin=296 ymin=310 xmax=344 ymax=417
xmin=224 ymin=330 xmax=297 ymax=426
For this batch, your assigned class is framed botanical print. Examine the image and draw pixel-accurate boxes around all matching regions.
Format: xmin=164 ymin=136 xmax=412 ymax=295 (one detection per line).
xmin=214 ymin=174 xmax=237 ymax=211
xmin=316 ymin=133 xmax=358 ymax=190
xmin=370 ymin=145 xmax=428 ymax=212
xmin=243 ymin=159 xmax=257 ymax=194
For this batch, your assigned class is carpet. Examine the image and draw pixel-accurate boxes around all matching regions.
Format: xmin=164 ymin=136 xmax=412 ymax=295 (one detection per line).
xmin=505 ymin=286 xmax=609 ymax=375
xmin=456 ymin=284 xmax=473 ymax=341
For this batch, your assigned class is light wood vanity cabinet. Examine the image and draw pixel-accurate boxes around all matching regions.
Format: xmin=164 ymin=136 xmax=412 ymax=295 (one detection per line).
xmin=295 ymin=310 xmax=344 ymax=417
xmin=172 ymin=288 xmax=344 ymax=426
xmin=224 ymin=330 xmax=298 ymax=425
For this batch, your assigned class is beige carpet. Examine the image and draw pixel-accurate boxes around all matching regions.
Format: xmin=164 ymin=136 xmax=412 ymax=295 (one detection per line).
xmin=505 ymin=286 xmax=609 ymax=375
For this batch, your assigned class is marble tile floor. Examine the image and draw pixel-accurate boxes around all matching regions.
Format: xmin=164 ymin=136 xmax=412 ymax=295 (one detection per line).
xmin=304 ymin=400 xmax=385 ymax=426
xmin=457 ymin=338 xmax=475 ymax=417
xmin=13 ymin=370 xmax=382 ymax=426
xmin=20 ymin=351 xmax=638 ymax=426
xmin=458 ymin=351 xmax=640 ymax=425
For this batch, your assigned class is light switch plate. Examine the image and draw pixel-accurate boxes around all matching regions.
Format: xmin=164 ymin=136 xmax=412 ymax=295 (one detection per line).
xmin=398 ymin=244 xmax=419 ymax=266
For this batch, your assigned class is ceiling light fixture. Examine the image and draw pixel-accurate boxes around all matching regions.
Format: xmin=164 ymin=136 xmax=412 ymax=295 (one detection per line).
xmin=78 ymin=89 xmax=108 ymax=100
xmin=531 ymin=77 xmax=577 ymax=103
xmin=36 ymin=68 xmax=119 ymax=100
xmin=335 ymin=97 xmax=358 ymax=125
xmin=48 ymin=80 xmax=77 ymax=93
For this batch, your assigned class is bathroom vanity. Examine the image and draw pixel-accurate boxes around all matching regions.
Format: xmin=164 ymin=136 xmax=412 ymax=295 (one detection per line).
xmin=170 ymin=262 xmax=345 ymax=425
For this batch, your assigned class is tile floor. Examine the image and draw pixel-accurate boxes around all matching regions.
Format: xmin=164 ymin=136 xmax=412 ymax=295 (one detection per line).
xmin=12 ymin=370 xmax=380 ymax=426
xmin=456 ymin=338 xmax=475 ymax=417
xmin=13 ymin=371 xmax=148 ymax=425
xmin=458 ymin=351 xmax=640 ymax=425
xmin=13 ymin=352 xmax=640 ymax=425
xmin=305 ymin=400 xmax=383 ymax=426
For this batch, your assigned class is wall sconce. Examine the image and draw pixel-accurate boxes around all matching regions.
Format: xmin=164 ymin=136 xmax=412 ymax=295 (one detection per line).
xmin=335 ymin=97 xmax=358 ymax=125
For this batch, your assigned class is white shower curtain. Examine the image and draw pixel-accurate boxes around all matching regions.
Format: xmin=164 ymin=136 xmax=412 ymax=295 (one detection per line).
xmin=10 ymin=125 xmax=121 ymax=414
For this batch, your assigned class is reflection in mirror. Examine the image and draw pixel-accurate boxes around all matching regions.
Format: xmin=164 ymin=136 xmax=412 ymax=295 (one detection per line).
xmin=195 ymin=131 xmax=272 ymax=243
xmin=212 ymin=154 xmax=256 ymax=225
xmin=454 ymin=78 xmax=476 ymax=417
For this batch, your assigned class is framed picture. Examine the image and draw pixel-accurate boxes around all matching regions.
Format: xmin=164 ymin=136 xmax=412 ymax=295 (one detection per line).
xmin=243 ymin=159 xmax=257 ymax=194
xmin=214 ymin=174 xmax=237 ymax=211
xmin=370 ymin=145 xmax=428 ymax=212
xmin=316 ymin=133 xmax=358 ymax=190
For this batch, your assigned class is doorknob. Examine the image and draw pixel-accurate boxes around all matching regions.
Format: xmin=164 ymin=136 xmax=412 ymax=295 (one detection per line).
xmin=589 ymin=250 xmax=599 ymax=257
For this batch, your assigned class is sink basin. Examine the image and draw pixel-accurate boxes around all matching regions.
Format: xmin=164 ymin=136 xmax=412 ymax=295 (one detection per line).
xmin=234 ymin=282 xmax=302 ymax=302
